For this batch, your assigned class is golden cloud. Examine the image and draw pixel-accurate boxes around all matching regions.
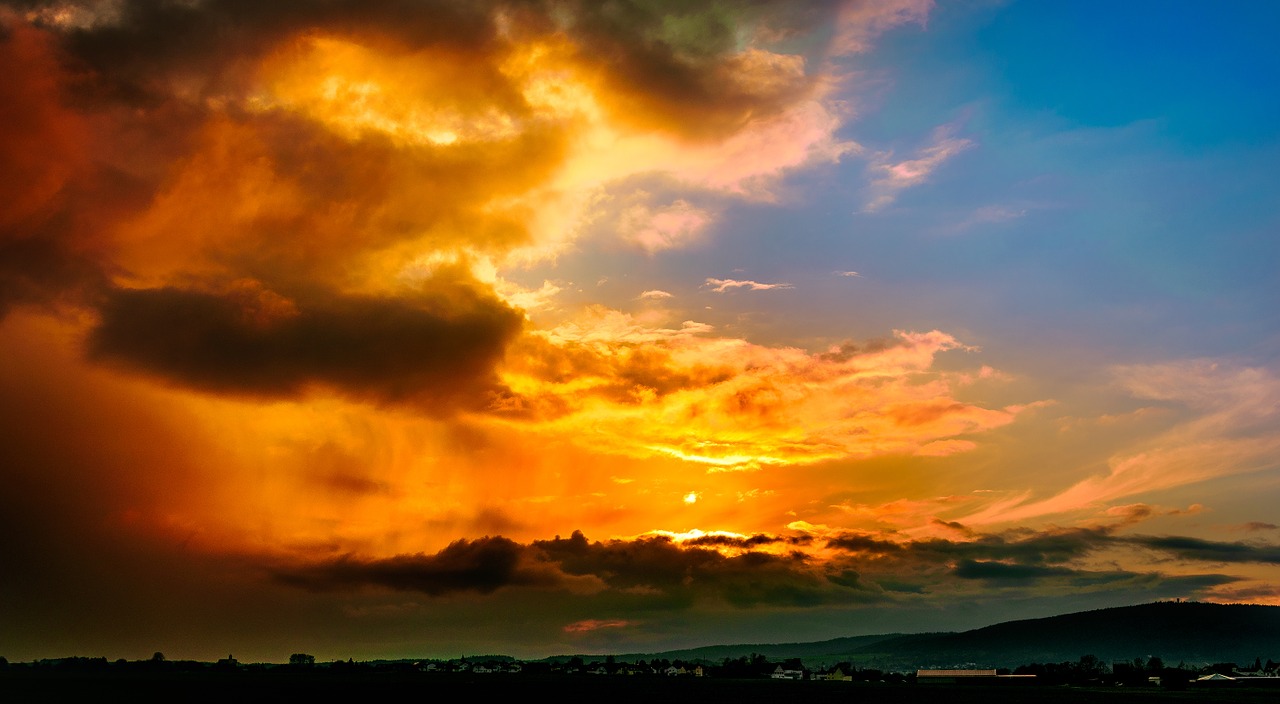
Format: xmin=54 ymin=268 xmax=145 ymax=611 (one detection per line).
xmin=500 ymin=313 xmax=1021 ymax=469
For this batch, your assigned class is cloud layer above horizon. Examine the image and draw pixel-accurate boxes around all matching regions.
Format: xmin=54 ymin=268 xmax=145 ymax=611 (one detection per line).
xmin=2 ymin=0 xmax=1279 ymax=661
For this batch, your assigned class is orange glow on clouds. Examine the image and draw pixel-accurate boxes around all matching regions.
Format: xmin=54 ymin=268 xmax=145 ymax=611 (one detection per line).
xmin=502 ymin=315 xmax=1020 ymax=469
xmin=0 ymin=2 xmax=1242 ymax=563
xmin=4 ymin=2 xmax=1280 ymax=661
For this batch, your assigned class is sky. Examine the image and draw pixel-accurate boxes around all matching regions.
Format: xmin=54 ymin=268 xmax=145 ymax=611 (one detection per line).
xmin=2 ymin=0 xmax=1279 ymax=663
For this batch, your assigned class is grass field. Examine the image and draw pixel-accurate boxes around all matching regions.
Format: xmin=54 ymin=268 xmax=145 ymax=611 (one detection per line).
xmin=4 ymin=672 xmax=1279 ymax=704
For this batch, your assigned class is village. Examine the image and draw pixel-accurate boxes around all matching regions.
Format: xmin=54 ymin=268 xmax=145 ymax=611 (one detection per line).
xmin=9 ymin=651 xmax=1280 ymax=690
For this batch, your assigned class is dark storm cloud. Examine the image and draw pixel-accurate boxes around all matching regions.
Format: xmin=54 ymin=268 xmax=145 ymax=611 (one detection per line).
xmin=11 ymin=0 xmax=838 ymax=135
xmin=273 ymin=536 xmax=565 ymax=596
xmin=952 ymin=560 xmax=1079 ymax=582
xmin=827 ymin=527 xmax=1113 ymax=566
xmin=824 ymin=525 xmax=1280 ymax=595
xmin=16 ymin=0 xmax=505 ymax=103
xmin=0 ymin=234 xmax=107 ymax=316
xmin=931 ymin=518 xmax=976 ymax=537
xmin=272 ymin=531 xmax=878 ymax=608
xmin=941 ymin=527 xmax=1113 ymax=565
xmin=825 ymin=532 xmax=904 ymax=554
xmin=535 ymin=531 xmax=854 ymax=607
xmin=1125 ymin=535 xmax=1280 ymax=565
xmin=267 ymin=527 xmax=1262 ymax=609
xmin=681 ymin=532 xmax=812 ymax=549
xmin=88 ymin=283 xmax=523 ymax=410
xmin=828 ymin=528 xmax=1132 ymax=589
xmin=538 ymin=0 xmax=833 ymax=137
xmin=952 ymin=563 xmax=1172 ymax=591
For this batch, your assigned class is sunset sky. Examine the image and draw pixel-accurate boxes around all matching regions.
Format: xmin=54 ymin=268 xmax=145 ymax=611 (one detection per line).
xmin=3 ymin=0 xmax=1280 ymax=662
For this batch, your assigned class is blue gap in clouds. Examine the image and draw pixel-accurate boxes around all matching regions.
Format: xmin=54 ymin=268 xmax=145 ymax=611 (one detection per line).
xmin=976 ymin=0 xmax=1280 ymax=145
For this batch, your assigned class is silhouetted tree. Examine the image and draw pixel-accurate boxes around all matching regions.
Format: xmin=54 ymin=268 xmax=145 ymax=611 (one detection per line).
xmin=289 ymin=653 xmax=316 ymax=667
xmin=1078 ymin=654 xmax=1106 ymax=676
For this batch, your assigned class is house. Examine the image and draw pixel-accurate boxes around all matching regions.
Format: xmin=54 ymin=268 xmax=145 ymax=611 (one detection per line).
xmin=214 ymin=654 xmax=239 ymax=670
xmin=771 ymin=665 xmax=804 ymax=680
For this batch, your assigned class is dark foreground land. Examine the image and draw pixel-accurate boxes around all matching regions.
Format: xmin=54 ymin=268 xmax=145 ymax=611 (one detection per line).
xmin=4 ymin=672 xmax=1280 ymax=704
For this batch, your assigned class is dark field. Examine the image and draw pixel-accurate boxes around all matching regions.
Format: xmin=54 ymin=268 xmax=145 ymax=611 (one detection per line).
xmin=4 ymin=673 xmax=1279 ymax=704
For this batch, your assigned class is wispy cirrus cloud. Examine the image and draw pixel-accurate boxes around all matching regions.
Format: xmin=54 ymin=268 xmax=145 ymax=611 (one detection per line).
xmin=936 ymin=204 xmax=1032 ymax=235
xmin=961 ymin=360 xmax=1280 ymax=526
xmin=704 ymin=278 xmax=794 ymax=293
xmin=563 ymin=618 xmax=636 ymax=634
xmin=863 ymin=125 xmax=973 ymax=211
xmin=831 ymin=0 xmax=934 ymax=56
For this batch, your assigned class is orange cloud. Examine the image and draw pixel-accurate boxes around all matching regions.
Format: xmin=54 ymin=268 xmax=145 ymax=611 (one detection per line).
xmin=563 ymin=618 xmax=635 ymax=634
xmin=0 ymin=0 xmax=927 ymax=326
xmin=501 ymin=316 xmax=1022 ymax=469
xmin=2 ymin=1 xmax=1019 ymax=607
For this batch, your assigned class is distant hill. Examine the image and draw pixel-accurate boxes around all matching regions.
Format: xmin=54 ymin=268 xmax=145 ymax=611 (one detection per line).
xmin=550 ymin=633 xmax=906 ymax=665
xmin=854 ymin=601 xmax=1280 ymax=669
xmin=563 ymin=602 xmax=1280 ymax=670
